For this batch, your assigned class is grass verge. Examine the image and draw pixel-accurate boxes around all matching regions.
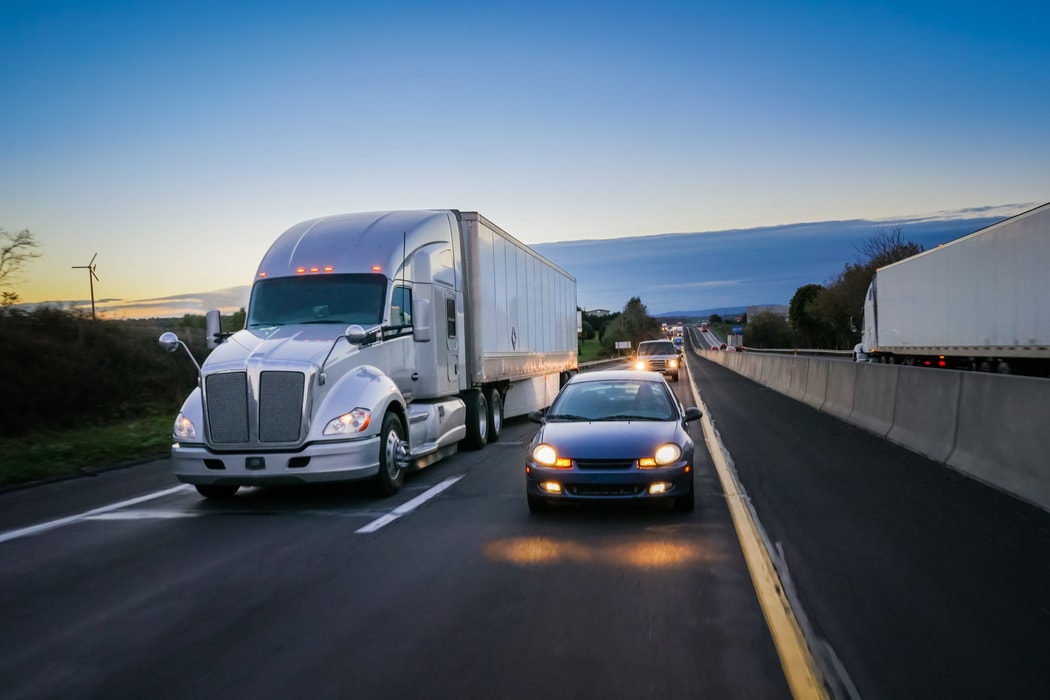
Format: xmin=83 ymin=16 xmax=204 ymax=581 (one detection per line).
xmin=0 ymin=412 xmax=174 ymax=489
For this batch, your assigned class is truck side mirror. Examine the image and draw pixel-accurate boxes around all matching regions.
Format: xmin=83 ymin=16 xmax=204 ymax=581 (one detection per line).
xmin=205 ymin=309 xmax=223 ymax=350
xmin=412 ymin=297 xmax=432 ymax=342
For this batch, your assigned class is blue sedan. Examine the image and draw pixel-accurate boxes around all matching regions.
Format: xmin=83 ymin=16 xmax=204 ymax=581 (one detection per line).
xmin=525 ymin=370 xmax=702 ymax=513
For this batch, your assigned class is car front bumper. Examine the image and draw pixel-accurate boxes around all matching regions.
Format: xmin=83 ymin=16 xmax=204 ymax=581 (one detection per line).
xmin=525 ymin=463 xmax=692 ymax=502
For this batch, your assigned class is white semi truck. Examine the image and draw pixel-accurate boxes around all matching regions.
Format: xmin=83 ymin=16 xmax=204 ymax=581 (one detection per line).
xmin=160 ymin=210 xmax=578 ymax=498
xmin=853 ymin=201 xmax=1050 ymax=375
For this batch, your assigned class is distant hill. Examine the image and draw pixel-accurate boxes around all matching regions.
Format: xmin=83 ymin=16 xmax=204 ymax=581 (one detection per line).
xmin=533 ymin=209 xmax=1020 ymax=315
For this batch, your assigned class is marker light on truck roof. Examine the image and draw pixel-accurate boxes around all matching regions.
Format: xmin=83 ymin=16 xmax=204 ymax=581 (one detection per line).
xmin=371 ymin=265 xmax=382 ymax=272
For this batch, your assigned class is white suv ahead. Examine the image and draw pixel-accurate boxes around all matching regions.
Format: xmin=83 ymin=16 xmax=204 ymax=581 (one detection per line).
xmin=634 ymin=339 xmax=680 ymax=382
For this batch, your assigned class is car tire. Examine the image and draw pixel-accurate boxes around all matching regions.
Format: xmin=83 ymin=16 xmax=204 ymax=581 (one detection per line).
xmin=373 ymin=413 xmax=406 ymax=497
xmin=485 ymin=387 xmax=503 ymax=443
xmin=673 ymin=479 xmax=695 ymax=513
xmin=463 ymin=389 xmax=489 ymax=450
xmin=527 ymin=494 xmax=550 ymax=513
xmin=670 ymin=372 xmax=679 ymax=382
xmin=195 ymin=484 xmax=239 ymax=499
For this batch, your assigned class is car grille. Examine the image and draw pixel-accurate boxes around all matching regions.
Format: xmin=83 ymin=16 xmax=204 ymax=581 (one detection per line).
xmin=574 ymin=459 xmax=635 ymax=470
xmin=205 ymin=370 xmax=305 ymax=445
xmin=643 ymin=358 xmax=671 ymax=370
xmin=569 ymin=484 xmax=646 ymax=496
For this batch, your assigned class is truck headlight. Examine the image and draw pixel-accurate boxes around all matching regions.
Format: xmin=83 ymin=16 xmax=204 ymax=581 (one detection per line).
xmin=324 ymin=408 xmax=371 ymax=435
xmin=668 ymin=358 xmax=678 ymax=368
xmin=634 ymin=360 xmax=646 ymax=370
xmin=173 ymin=413 xmax=197 ymax=439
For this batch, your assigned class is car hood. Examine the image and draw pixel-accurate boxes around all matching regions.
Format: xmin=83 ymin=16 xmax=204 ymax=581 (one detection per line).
xmin=536 ymin=420 xmax=683 ymax=458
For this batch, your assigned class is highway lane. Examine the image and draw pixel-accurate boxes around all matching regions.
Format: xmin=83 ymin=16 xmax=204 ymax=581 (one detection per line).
xmin=685 ymin=344 xmax=1050 ymax=699
xmin=0 ymin=380 xmax=793 ymax=700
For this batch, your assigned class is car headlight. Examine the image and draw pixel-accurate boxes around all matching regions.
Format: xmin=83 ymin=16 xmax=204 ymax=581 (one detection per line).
xmin=173 ymin=413 xmax=196 ymax=439
xmin=638 ymin=443 xmax=683 ymax=468
xmin=634 ymin=360 xmax=646 ymax=370
xmin=531 ymin=443 xmax=571 ymax=468
xmin=324 ymin=408 xmax=371 ymax=435
xmin=668 ymin=358 xmax=678 ymax=368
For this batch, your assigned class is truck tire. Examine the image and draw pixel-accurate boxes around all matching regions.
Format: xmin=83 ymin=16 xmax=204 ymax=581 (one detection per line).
xmin=463 ymin=389 xmax=489 ymax=450
xmin=485 ymin=388 xmax=503 ymax=443
xmin=373 ymin=413 xmax=406 ymax=497
xmin=195 ymin=484 xmax=239 ymax=499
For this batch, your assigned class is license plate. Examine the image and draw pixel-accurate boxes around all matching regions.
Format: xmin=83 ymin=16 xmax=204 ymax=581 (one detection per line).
xmin=245 ymin=456 xmax=265 ymax=470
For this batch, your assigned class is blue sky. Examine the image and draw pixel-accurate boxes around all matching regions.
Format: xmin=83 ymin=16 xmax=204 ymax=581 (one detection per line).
xmin=2 ymin=0 xmax=1048 ymax=316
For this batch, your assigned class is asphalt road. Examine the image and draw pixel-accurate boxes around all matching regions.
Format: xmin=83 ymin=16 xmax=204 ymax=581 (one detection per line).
xmin=4 ymin=346 xmax=1049 ymax=700
xmin=686 ymin=345 xmax=1050 ymax=699
xmin=0 ymin=371 xmax=791 ymax=700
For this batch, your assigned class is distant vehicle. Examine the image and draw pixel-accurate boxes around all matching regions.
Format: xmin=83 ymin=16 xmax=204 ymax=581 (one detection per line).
xmin=634 ymin=339 xmax=680 ymax=381
xmin=853 ymin=202 xmax=1050 ymax=375
xmin=524 ymin=370 xmax=702 ymax=513
xmin=159 ymin=210 xmax=578 ymax=499
xmin=700 ymin=321 xmax=709 ymax=331
xmin=672 ymin=336 xmax=684 ymax=355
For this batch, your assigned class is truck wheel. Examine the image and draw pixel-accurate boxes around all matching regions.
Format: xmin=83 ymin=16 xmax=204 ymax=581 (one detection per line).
xmin=373 ymin=413 xmax=406 ymax=497
xmin=485 ymin=388 xmax=503 ymax=443
xmin=463 ymin=389 xmax=489 ymax=450
xmin=195 ymin=484 xmax=239 ymax=499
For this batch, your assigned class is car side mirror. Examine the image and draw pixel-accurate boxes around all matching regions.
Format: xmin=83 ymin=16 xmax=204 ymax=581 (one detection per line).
xmin=683 ymin=406 xmax=702 ymax=422
xmin=528 ymin=409 xmax=546 ymax=424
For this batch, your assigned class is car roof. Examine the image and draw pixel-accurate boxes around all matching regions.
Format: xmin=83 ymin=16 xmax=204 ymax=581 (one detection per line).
xmin=566 ymin=369 xmax=667 ymax=384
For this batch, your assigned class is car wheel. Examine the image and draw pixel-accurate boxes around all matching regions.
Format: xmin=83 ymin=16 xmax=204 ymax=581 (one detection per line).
xmin=463 ymin=389 xmax=489 ymax=450
xmin=485 ymin=388 xmax=503 ymax=443
xmin=673 ymin=479 xmax=694 ymax=513
xmin=527 ymin=494 xmax=550 ymax=513
xmin=195 ymin=484 xmax=239 ymax=499
xmin=670 ymin=372 xmax=679 ymax=382
xmin=373 ymin=413 xmax=407 ymax=497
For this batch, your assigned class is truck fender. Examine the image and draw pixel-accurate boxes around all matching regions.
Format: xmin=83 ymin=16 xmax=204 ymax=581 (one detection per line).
xmin=309 ymin=364 xmax=407 ymax=441
xmin=175 ymin=387 xmax=204 ymax=438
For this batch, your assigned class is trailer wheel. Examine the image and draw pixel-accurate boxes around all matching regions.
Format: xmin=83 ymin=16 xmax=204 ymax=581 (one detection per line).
xmin=485 ymin=388 xmax=503 ymax=443
xmin=373 ymin=413 xmax=407 ymax=497
xmin=463 ymin=389 xmax=489 ymax=450
xmin=195 ymin=484 xmax=239 ymax=499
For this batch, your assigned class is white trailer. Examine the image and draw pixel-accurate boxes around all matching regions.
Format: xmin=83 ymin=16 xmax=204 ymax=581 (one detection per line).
xmin=855 ymin=201 xmax=1050 ymax=375
xmin=160 ymin=210 xmax=578 ymax=498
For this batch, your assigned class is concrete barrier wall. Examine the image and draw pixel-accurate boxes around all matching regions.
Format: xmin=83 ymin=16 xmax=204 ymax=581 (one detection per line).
xmin=802 ymin=359 xmax=828 ymax=410
xmin=691 ymin=349 xmax=1050 ymax=513
xmin=849 ymin=363 xmax=899 ymax=438
xmin=948 ymin=373 xmax=1050 ymax=511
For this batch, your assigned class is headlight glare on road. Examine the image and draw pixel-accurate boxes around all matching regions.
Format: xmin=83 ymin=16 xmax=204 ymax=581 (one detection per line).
xmin=174 ymin=413 xmax=196 ymax=439
xmin=324 ymin=408 xmax=371 ymax=435
xmin=532 ymin=444 xmax=570 ymax=468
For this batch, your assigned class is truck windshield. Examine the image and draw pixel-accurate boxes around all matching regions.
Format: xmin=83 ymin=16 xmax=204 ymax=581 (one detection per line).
xmin=247 ymin=274 xmax=387 ymax=328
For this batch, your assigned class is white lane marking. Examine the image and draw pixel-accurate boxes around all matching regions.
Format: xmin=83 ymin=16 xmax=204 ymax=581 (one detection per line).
xmin=86 ymin=509 xmax=202 ymax=521
xmin=0 ymin=484 xmax=193 ymax=545
xmin=355 ymin=475 xmax=465 ymax=533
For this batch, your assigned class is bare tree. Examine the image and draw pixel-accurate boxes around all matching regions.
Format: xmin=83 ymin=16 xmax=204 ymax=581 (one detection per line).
xmin=0 ymin=228 xmax=42 ymax=290
xmin=856 ymin=225 xmax=924 ymax=269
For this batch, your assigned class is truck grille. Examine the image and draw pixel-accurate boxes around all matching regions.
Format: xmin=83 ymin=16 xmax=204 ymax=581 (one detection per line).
xmin=259 ymin=371 xmax=304 ymax=442
xmin=205 ymin=370 xmax=305 ymax=445
xmin=205 ymin=372 xmax=250 ymax=443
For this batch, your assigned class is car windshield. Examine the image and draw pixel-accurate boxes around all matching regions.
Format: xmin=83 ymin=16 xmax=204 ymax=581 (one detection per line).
xmin=547 ymin=380 xmax=676 ymax=422
xmin=247 ymin=273 xmax=387 ymax=328
xmin=637 ymin=341 xmax=676 ymax=356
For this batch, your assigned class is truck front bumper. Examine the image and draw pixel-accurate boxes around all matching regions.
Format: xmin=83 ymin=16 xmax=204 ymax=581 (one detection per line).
xmin=170 ymin=436 xmax=381 ymax=486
